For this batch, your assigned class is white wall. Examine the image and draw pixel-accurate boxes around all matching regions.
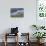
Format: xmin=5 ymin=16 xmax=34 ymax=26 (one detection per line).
xmin=0 ymin=0 xmax=36 ymax=42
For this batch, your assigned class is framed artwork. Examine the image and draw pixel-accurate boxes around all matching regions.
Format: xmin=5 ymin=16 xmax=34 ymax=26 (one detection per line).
xmin=37 ymin=0 xmax=46 ymax=18
xmin=36 ymin=0 xmax=46 ymax=26
xmin=10 ymin=8 xmax=24 ymax=17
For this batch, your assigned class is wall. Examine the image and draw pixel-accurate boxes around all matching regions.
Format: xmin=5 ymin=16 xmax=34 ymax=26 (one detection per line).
xmin=0 ymin=0 xmax=36 ymax=42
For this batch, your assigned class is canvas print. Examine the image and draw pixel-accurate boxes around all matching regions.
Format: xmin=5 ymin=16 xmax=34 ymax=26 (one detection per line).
xmin=10 ymin=8 xmax=24 ymax=17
